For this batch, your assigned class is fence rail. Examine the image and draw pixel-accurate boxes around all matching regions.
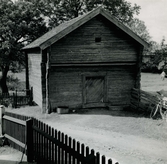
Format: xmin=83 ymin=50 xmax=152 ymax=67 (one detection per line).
xmin=130 ymin=88 xmax=159 ymax=112
xmin=2 ymin=112 xmax=119 ymax=164
xmin=2 ymin=112 xmax=30 ymax=152
xmin=32 ymin=118 xmax=96 ymax=164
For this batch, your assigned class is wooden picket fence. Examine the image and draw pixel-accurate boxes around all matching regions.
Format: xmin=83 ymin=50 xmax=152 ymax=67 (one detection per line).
xmin=130 ymin=88 xmax=159 ymax=112
xmin=0 ymin=87 xmax=33 ymax=108
xmin=2 ymin=112 xmax=119 ymax=164
xmin=2 ymin=112 xmax=30 ymax=152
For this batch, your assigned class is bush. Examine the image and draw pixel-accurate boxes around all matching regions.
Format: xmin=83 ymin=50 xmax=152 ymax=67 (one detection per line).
xmin=7 ymin=75 xmax=25 ymax=91
xmin=141 ymin=62 xmax=162 ymax=73
xmin=0 ymin=97 xmax=12 ymax=107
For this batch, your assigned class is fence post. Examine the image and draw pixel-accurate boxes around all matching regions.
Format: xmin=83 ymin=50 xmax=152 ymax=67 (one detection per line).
xmin=13 ymin=91 xmax=17 ymax=108
xmin=13 ymin=93 xmax=15 ymax=108
xmin=137 ymin=89 xmax=141 ymax=110
xmin=26 ymin=118 xmax=33 ymax=162
xmin=0 ymin=105 xmax=5 ymax=136
xmin=29 ymin=87 xmax=33 ymax=106
xmin=15 ymin=90 xmax=17 ymax=108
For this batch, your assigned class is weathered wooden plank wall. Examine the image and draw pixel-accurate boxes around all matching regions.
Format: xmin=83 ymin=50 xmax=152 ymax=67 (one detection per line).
xmin=47 ymin=15 xmax=140 ymax=111
xmin=28 ymin=50 xmax=43 ymax=109
xmin=49 ymin=68 xmax=82 ymax=110
xmin=26 ymin=14 xmax=141 ymax=112
xmin=49 ymin=65 xmax=136 ymax=110
xmin=107 ymin=65 xmax=136 ymax=105
xmin=50 ymin=15 xmax=139 ymax=64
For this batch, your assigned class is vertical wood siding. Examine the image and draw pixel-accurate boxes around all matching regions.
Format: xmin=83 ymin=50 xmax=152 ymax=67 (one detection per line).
xmin=49 ymin=66 xmax=136 ymax=110
xmin=50 ymin=15 xmax=139 ymax=64
xmin=28 ymin=50 xmax=42 ymax=109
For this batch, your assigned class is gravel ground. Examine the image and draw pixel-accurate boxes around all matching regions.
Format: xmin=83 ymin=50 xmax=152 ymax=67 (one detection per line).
xmin=2 ymin=106 xmax=167 ymax=164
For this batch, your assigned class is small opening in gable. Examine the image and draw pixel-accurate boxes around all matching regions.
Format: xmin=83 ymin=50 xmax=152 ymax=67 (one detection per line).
xmin=95 ymin=37 xmax=101 ymax=42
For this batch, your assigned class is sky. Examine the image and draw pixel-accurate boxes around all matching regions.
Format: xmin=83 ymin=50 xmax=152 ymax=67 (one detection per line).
xmin=127 ymin=0 xmax=167 ymax=44
xmin=11 ymin=0 xmax=166 ymax=44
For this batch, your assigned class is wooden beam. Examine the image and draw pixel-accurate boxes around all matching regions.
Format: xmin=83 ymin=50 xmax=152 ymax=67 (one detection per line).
xmin=26 ymin=119 xmax=33 ymax=162
xmin=25 ymin=52 xmax=29 ymax=94
xmin=135 ymin=45 xmax=144 ymax=89
xmin=82 ymin=75 xmax=86 ymax=105
xmin=51 ymin=62 xmax=136 ymax=67
xmin=3 ymin=115 xmax=26 ymax=126
xmin=4 ymin=134 xmax=25 ymax=148
xmin=46 ymin=48 xmax=51 ymax=113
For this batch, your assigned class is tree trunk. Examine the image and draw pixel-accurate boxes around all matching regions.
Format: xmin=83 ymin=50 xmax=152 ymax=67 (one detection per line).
xmin=0 ymin=66 xmax=9 ymax=94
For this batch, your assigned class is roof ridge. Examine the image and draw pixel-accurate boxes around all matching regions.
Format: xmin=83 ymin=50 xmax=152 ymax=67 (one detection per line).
xmin=22 ymin=6 xmax=149 ymax=50
xmin=22 ymin=6 xmax=103 ymax=50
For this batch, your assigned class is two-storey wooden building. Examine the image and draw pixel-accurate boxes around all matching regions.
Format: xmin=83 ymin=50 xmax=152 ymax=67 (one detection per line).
xmin=23 ymin=7 xmax=149 ymax=113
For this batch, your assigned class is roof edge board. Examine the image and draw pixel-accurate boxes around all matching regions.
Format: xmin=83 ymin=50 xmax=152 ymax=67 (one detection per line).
xmin=22 ymin=6 xmax=149 ymax=50
xmin=100 ymin=9 xmax=149 ymax=48
xmin=40 ymin=7 xmax=102 ymax=50
xmin=22 ymin=47 xmax=41 ymax=52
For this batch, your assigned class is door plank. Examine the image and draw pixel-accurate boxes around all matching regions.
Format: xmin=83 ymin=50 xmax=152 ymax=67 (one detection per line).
xmin=86 ymin=77 xmax=104 ymax=103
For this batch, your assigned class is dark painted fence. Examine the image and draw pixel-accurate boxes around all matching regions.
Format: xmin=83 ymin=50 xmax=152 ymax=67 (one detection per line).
xmin=130 ymin=88 xmax=159 ymax=112
xmin=2 ymin=112 xmax=30 ymax=153
xmin=0 ymin=87 xmax=33 ymax=108
xmin=2 ymin=112 xmax=119 ymax=164
xmin=32 ymin=118 xmax=96 ymax=164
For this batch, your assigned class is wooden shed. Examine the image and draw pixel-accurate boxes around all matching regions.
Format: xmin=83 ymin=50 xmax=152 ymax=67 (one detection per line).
xmin=22 ymin=7 xmax=149 ymax=113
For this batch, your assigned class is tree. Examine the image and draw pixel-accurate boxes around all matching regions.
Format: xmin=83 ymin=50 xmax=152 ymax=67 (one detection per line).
xmin=154 ymin=37 xmax=167 ymax=66
xmin=29 ymin=0 xmax=141 ymax=28
xmin=127 ymin=18 xmax=151 ymax=42
xmin=0 ymin=0 xmax=141 ymax=93
xmin=0 ymin=0 xmax=47 ymax=93
xmin=141 ymin=38 xmax=167 ymax=73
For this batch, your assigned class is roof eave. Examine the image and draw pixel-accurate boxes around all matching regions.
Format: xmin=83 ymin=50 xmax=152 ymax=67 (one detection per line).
xmin=22 ymin=6 xmax=149 ymax=50
xmin=40 ymin=7 xmax=102 ymax=50
xmin=21 ymin=46 xmax=41 ymax=51
xmin=100 ymin=8 xmax=149 ymax=48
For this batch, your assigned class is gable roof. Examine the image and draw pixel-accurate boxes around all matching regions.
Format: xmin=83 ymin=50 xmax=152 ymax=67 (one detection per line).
xmin=22 ymin=6 xmax=149 ymax=50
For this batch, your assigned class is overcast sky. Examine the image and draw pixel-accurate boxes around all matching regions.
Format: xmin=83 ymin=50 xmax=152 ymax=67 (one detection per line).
xmin=11 ymin=0 xmax=166 ymax=44
xmin=127 ymin=0 xmax=167 ymax=44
